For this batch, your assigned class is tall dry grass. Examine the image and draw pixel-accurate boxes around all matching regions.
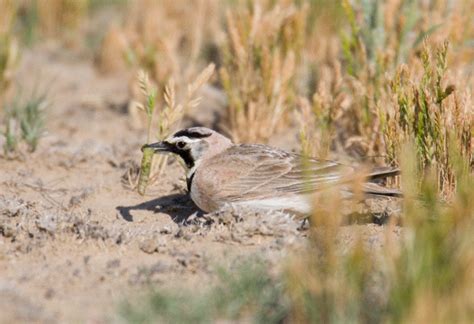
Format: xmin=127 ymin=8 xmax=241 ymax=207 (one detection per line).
xmin=298 ymin=0 xmax=473 ymax=196
xmin=98 ymin=0 xmax=221 ymax=128
xmin=382 ymin=41 xmax=472 ymax=197
xmin=290 ymin=1 xmax=473 ymax=320
xmin=220 ymin=0 xmax=306 ymax=143
xmin=97 ymin=0 xmax=220 ymax=80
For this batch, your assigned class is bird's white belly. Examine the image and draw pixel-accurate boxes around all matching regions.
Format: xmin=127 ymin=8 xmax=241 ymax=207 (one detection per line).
xmin=232 ymin=196 xmax=312 ymax=215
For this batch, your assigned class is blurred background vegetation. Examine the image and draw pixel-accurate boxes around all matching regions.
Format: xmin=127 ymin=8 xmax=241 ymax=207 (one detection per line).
xmin=0 ymin=0 xmax=472 ymax=322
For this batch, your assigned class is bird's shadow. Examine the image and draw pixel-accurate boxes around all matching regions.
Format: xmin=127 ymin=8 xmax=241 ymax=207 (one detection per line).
xmin=116 ymin=193 xmax=201 ymax=224
xmin=116 ymin=194 xmax=396 ymax=227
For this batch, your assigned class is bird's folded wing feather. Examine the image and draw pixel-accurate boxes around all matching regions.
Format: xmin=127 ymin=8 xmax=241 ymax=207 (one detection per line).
xmin=206 ymin=144 xmax=353 ymax=202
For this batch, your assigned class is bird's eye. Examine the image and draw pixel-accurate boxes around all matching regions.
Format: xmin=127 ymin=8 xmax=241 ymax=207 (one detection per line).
xmin=176 ymin=141 xmax=186 ymax=149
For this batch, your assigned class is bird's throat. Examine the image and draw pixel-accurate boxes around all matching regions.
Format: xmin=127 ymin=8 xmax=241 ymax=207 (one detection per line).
xmin=185 ymin=161 xmax=200 ymax=192
xmin=186 ymin=171 xmax=196 ymax=192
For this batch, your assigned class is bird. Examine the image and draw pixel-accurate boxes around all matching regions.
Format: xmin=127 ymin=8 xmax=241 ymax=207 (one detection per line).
xmin=143 ymin=127 xmax=401 ymax=215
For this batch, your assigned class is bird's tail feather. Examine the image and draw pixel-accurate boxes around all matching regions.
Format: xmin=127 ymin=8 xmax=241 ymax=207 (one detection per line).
xmin=365 ymin=167 xmax=402 ymax=197
xmin=368 ymin=167 xmax=400 ymax=181
xmin=363 ymin=182 xmax=403 ymax=197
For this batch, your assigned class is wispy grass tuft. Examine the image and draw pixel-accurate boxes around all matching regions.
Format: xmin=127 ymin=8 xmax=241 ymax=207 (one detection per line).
xmin=132 ymin=64 xmax=215 ymax=194
xmin=19 ymin=92 xmax=47 ymax=151
xmin=1 ymin=90 xmax=48 ymax=155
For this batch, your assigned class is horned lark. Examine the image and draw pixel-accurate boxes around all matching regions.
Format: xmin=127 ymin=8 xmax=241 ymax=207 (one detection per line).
xmin=143 ymin=127 xmax=401 ymax=215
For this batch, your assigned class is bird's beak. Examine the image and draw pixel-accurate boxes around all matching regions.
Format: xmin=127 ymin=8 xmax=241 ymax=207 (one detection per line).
xmin=141 ymin=141 xmax=172 ymax=153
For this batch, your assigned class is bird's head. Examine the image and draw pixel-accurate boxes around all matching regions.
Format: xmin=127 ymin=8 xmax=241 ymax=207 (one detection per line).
xmin=142 ymin=127 xmax=233 ymax=169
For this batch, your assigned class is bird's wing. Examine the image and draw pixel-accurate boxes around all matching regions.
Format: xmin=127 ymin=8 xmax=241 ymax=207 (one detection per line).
xmin=205 ymin=144 xmax=353 ymax=202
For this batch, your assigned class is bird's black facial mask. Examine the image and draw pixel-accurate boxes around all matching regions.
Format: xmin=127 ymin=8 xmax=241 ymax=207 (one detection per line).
xmin=143 ymin=140 xmax=209 ymax=169
xmin=172 ymin=140 xmax=210 ymax=169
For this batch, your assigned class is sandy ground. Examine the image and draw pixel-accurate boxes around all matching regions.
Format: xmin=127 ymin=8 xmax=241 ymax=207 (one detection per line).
xmin=0 ymin=45 xmax=401 ymax=323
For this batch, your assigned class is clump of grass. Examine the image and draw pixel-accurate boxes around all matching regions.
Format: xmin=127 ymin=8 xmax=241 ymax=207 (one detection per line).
xmin=284 ymin=174 xmax=382 ymax=323
xmin=132 ymin=64 xmax=215 ymax=194
xmin=1 ymin=91 xmax=48 ymax=155
xmin=301 ymin=0 xmax=471 ymax=161
xmin=19 ymin=92 xmax=47 ymax=151
xmin=286 ymin=142 xmax=474 ymax=322
xmin=386 ymin=142 xmax=474 ymax=322
xmin=382 ymin=41 xmax=472 ymax=196
xmin=296 ymin=59 xmax=345 ymax=159
xmin=220 ymin=0 xmax=306 ymax=143
xmin=335 ymin=0 xmax=437 ymax=157
xmin=297 ymin=96 xmax=333 ymax=159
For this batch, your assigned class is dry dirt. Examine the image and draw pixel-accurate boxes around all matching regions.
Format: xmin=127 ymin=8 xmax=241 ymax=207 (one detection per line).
xmin=0 ymin=44 xmax=402 ymax=323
